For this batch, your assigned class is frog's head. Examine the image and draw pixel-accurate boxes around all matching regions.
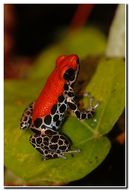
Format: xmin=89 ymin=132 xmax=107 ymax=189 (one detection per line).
xmin=56 ymin=54 xmax=80 ymax=83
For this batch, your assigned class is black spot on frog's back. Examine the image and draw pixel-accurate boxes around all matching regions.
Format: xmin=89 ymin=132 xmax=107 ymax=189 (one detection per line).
xmin=44 ymin=115 xmax=52 ymax=125
xmin=51 ymin=104 xmax=57 ymax=115
xmin=34 ymin=118 xmax=42 ymax=128
xmin=58 ymin=95 xmax=65 ymax=103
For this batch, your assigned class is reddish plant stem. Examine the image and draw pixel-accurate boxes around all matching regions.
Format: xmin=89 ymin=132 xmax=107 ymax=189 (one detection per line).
xmin=70 ymin=4 xmax=95 ymax=31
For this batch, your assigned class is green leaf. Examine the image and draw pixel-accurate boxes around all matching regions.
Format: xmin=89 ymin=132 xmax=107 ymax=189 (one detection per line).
xmin=28 ymin=27 xmax=106 ymax=79
xmin=4 ymin=57 xmax=124 ymax=184
xmin=85 ymin=58 xmax=125 ymax=135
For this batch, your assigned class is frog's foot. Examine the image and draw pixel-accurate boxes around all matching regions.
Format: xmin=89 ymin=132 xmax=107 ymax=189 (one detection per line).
xmin=20 ymin=102 xmax=35 ymax=130
xmin=29 ymin=129 xmax=80 ymax=160
xmin=48 ymin=148 xmax=80 ymax=159
xmin=61 ymin=148 xmax=80 ymax=158
xmin=73 ymin=92 xmax=99 ymax=120
xmin=83 ymin=92 xmax=99 ymax=117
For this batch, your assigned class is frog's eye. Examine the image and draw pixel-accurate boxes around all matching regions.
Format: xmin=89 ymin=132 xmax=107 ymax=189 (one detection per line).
xmin=63 ymin=68 xmax=75 ymax=81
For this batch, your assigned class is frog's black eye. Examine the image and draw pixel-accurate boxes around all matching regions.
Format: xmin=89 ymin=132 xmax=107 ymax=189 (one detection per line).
xmin=64 ymin=68 xmax=75 ymax=81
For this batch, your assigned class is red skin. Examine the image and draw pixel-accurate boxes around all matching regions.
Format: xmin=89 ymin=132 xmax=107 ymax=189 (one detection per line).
xmin=32 ymin=54 xmax=79 ymax=122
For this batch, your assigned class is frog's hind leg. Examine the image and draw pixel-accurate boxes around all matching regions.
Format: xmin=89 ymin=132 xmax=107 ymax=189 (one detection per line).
xmin=20 ymin=102 xmax=35 ymax=130
xmin=29 ymin=131 xmax=68 ymax=160
xmin=29 ymin=128 xmax=80 ymax=160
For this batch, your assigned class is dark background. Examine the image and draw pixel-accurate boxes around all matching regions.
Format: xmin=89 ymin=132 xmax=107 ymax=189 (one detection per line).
xmin=14 ymin=4 xmax=117 ymax=56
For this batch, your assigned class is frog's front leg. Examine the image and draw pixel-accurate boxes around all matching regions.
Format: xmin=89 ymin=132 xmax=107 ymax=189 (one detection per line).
xmin=66 ymin=88 xmax=99 ymax=120
xmin=20 ymin=102 xmax=35 ymax=130
xmin=29 ymin=128 xmax=79 ymax=160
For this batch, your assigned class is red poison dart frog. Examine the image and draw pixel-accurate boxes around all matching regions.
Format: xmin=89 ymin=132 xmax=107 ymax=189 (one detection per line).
xmin=20 ymin=55 xmax=99 ymax=160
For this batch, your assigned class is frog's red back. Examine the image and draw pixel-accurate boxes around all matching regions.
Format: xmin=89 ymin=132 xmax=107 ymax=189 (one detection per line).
xmin=32 ymin=69 xmax=64 ymax=121
xmin=32 ymin=54 xmax=79 ymax=121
